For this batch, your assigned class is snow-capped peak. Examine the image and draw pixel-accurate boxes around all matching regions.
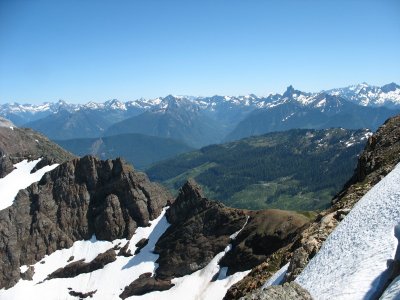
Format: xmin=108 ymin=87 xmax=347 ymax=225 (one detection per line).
xmin=104 ymin=99 xmax=127 ymax=110
xmin=327 ymin=82 xmax=400 ymax=108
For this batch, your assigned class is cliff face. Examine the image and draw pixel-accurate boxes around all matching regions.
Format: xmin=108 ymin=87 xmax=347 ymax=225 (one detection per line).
xmin=234 ymin=114 xmax=400 ymax=299
xmin=0 ymin=155 xmax=172 ymax=289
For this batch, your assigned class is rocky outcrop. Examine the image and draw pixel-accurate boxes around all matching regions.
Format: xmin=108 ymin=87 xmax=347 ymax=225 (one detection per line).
xmin=134 ymin=238 xmax=148 ymax=255
xmin=0 ymin=155 xmax=172 ymax=289
xmin=154 ymin=179 xmax=308 ymax=283
xmin=68 ymin=289 xmax=97 ymax=299
xmin=0 ymin=125 xmax=74 ymax=177
xmin=118 ymin=241 xmax=133 ymax=257
xmin=236 ymin=115 xmax=400 ymax=299
xmin=154 ymin=179 xmax=248 ymax=279
xmin=47 ymin=248 xmax=116 ymax=279
xmin=119 ymin=273 xmax=173 ymax=298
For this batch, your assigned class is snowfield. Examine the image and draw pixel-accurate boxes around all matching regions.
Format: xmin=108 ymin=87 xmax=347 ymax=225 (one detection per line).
xmin=0 ymin=206 xmax=250 ymax=300
xmin=0 ymin=158 xmax=59 ymax=210
xmin=296 ymin=163 xmax=400 ymax=300
xmin=0 ymin=209 xmax=171 ymax=300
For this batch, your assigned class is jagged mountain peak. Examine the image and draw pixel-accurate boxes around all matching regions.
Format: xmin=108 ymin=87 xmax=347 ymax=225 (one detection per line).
xmin=327 ymin=82 xmax=400 ymax=108
xmin=282 ymin=85 xmax=298 ymax=97
xmin=309 ymin=92 xmax=348 ymax=109
xmin=104 ymin=99 xmax=127 ymax=110
xmin=178 ymin=178 xmax=204 ymax=200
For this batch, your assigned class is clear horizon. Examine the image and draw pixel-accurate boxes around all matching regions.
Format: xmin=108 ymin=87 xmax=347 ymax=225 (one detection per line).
xmin=1 ymin=0 xmax=399 ymax=104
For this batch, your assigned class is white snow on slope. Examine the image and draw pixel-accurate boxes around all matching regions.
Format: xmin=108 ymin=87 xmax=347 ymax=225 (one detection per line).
xmin=262 ymin=263 xmax=290 ymax=289
xmin=129 ymin=220 xmax=251 ymax=300
xmin=0 ymin=158 xmax=59 ymax=210
xmin=296 ymin=163 xmax=400 ymax=300
xmin=0 ymin=207 xmax=249 ymax=299
xmin=0 ymin=208 xmax=170 ymax=300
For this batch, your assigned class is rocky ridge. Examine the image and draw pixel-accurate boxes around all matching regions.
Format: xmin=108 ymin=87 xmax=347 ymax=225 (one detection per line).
xmin=155 ymin=180 xmax=308 ymax=280
xmin=0 ymin=155 xmax=172 ymax=289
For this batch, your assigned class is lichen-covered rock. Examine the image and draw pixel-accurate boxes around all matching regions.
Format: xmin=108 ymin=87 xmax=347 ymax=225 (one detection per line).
xmin=240 ymin=282 xmax=312 ymax=300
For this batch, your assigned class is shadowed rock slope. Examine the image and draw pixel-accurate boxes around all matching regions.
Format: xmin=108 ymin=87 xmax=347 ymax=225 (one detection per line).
xmin=0 ymin=123 xmax=74 ymax=177
xmin=0 ymin=155 xmax=172 ymax=289
xmin=154 ymin=179 xmax=308 ymax=280
xmin=229 ymin=114 xmax=400 ymax=299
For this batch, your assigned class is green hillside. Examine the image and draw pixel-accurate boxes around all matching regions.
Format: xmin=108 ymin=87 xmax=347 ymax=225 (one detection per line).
xmin=147 ymin=128 xmax=369 ymax=211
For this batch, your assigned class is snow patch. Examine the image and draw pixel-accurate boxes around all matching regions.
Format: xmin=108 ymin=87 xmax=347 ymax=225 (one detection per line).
xmin=262 ymin=263 xmax=290 ymax=288
xmin=282 ymin=113 xmax=295 ymax=122
xmin=129 ymin=217 xmax=251 ymax=300
xmin=230 ymin=216 xmax=249 ymax=240
xmin=0 ymin=207 xmax=250 ymax=299
xmin=0 ymin=208 xmax=170 ymax=300
xmin=296 ymin=163 xmax=400 ymax=300
xmin=0 ymin=159 xmax=59 ymax=210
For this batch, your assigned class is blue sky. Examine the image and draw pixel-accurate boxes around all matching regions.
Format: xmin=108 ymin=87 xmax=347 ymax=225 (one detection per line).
xmin=0 ymin=0 xmax=399 ymax=104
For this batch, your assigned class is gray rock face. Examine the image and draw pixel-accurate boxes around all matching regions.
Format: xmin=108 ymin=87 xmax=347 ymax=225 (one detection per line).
xmin=0 ymin=155 xmax=172 ymax=289
xmin=240 ymin=282 xmax=312 ymax=300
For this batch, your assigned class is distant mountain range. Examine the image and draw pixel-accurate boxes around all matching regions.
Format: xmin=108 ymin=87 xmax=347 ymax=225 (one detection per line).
xmin=1 ymin=82 xmax=399 ymax=149
xmin=225 ymin=86 xmax=399 ymax=141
